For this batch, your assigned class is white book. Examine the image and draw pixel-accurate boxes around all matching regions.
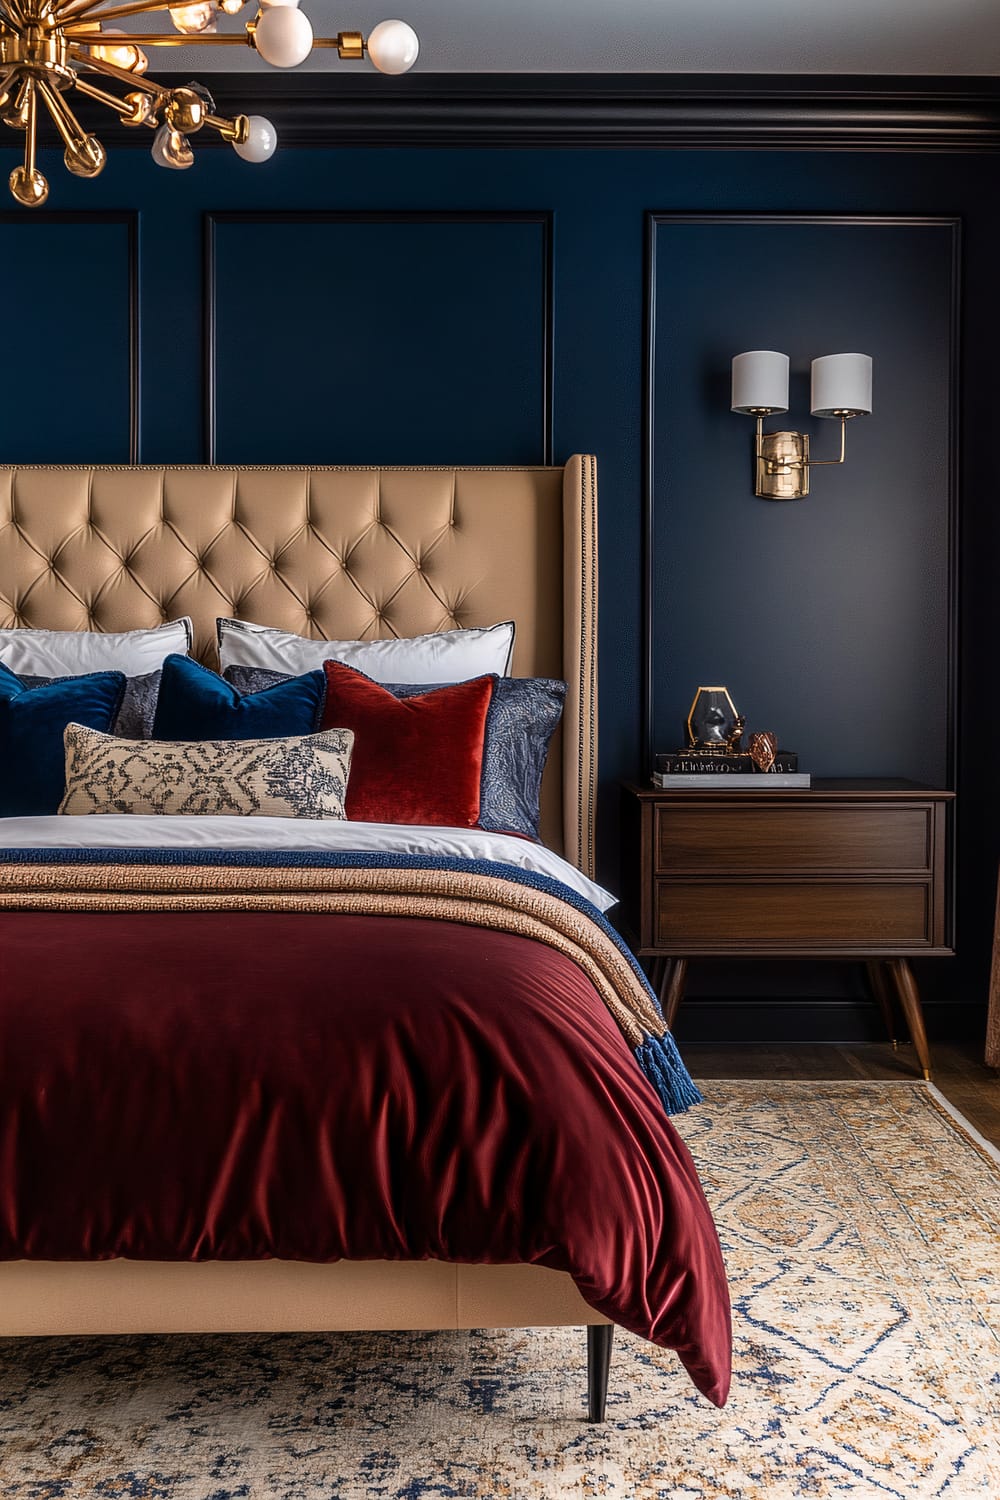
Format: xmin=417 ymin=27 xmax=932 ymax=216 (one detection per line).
xmin=652 ymin=772 xmax=812 ymax=789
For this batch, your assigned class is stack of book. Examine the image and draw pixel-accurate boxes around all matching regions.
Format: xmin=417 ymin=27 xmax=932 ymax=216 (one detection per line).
xmin=652 ymin=751 xmax=810 ymax=788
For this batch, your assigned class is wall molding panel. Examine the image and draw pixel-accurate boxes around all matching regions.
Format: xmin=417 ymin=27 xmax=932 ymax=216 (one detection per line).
xmin=0 ymin=211 xmax=139 ymax=464
xmin=642 ymin=210 xmax=961 ymax=789
xmin=203 ymin=210 xmax=553 ymax=466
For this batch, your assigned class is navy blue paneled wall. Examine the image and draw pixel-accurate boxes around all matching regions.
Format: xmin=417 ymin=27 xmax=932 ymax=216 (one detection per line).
xmin=650 ymin=216 xmax=957 ymax=787
xmin=2 ymin=140 xmax=996 ymax=1039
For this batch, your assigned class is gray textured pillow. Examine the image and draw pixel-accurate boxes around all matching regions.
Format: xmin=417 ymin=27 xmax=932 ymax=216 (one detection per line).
xmin=226 ymin=665 xmax=565 ymax=840
xmin=59 ymin=723 xmax=354 ymax=819
xmin=20 ymin=669 xmax=162 ymax=739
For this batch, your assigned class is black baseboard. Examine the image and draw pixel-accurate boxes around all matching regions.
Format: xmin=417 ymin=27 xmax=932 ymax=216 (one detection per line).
xmin=671 ymin=998 xmax=986 ymax=1046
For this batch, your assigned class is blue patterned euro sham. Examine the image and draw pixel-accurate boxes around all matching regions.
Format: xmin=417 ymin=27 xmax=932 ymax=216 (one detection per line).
xmin=225 ymin=665 xmax=565 ymax=840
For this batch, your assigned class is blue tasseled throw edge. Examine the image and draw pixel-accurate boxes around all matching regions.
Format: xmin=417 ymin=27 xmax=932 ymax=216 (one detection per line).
xmin=636 ymin=1033 xmax=703 ymax=1115
xmin=0 ymin=845 xmax=702 ymax=1115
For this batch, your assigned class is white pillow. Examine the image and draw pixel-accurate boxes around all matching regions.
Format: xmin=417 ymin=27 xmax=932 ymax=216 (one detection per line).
xmin=0 ymin=618 xmax=193 ymax=677
xmin=217 ymin=618 xmax=516 ymax=685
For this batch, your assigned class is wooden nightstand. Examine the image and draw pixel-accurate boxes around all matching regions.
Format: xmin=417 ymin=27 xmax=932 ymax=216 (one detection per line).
xmin=620 ymin=779 xmax=955 ymax=1079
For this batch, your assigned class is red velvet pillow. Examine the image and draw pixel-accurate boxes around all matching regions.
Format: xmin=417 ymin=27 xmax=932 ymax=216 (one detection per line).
xmin=321 ymin=661 xmax=495 ymax=827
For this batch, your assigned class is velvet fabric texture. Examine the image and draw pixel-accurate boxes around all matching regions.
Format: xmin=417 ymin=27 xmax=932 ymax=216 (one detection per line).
xmin=230 ymin=666 xmax=564 ymax=840
xmin=321 ymin=661 xmax=494 ymax=827
xmin=21 ymin=669 xmax=162 ymax=740
xmin=0 ymin=906 xmax=731 ymax=1405
xmin=0 ymin=662 xmax=125 ymax=816
xmin=152 ymin=655 xmax=325 ymax=742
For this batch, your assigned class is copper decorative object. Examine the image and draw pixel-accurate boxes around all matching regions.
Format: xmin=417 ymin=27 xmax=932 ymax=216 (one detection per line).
xmin=749 ymin=731 xmax=778 ymax=773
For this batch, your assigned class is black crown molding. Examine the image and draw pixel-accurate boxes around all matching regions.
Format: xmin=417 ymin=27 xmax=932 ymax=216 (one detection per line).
xmin=115 ymin=72 xmax=1000 ymax=152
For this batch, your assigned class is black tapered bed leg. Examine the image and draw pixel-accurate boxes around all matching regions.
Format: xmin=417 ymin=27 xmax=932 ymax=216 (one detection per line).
xmin=587 ymin=1323 xmax=614 ymax=1422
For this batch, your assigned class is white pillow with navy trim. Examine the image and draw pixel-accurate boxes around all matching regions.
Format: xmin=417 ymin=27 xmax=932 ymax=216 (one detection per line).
xmin=217 ymin=618 xmax=516 ymax=685
xmin=0 ymin=618 xmax=193 ymax=677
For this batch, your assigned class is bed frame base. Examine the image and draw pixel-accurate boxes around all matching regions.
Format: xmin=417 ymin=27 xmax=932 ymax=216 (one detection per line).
xmin=0 ymin=1259 xmax=615 ymax=1421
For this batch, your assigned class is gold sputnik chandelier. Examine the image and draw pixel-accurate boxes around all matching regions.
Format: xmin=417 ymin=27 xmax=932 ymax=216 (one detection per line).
xmin=0 ymin=1 xmax=418 ymax=205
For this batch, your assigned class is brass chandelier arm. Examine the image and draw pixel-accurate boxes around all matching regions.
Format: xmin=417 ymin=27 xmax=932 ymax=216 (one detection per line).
xmin=53 ymin=0 xmax=108 ymax=23
xmin=70 ymin=44 xmax=246 ymax=141
xmin=71 ymin=30 xmax=252 ymax=44
xmin=73 ymin=73 xmax=137 ymax=114
xmin=69 ymin=30 xmax=369 ymax=49
xmin=24 ymin=76 xmax=37 ymax=163
xmin=69 ymin=40 xmax=168 ymax=88
xmin=35 ymin=74 xmax=87 ymax=149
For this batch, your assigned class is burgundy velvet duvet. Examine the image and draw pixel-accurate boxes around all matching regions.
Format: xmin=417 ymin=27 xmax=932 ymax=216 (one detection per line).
xmin=0 ymin=905 xmax=731 ymax=1405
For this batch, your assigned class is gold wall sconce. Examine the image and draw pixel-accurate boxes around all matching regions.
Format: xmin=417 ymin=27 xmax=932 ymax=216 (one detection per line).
xmin=731 ymin=350 xmax=873 ymax=500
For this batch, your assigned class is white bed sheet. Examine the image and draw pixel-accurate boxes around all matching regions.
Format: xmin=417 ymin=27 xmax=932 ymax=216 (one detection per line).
xmin=0 ymin=816 xmax=617 ymax=912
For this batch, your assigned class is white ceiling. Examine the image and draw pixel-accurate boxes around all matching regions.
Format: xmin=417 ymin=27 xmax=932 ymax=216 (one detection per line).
xmin=139 ymin=0 xmax=1000 ymax=76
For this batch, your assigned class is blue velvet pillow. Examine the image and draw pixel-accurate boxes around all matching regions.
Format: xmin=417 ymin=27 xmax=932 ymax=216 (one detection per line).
xmin=0 ymin=661 xmax=126 ymax=816
xmin=20 ymin=668 xmax=162 ymax=739
xmin=226 ymin=664 xmax=565 ymax=840
xmin=152 ymin=654 xmax=325 ymax=741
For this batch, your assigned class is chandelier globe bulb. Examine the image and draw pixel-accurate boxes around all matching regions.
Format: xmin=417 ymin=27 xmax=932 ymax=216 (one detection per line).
xmin=259 ymin=0 xmax=300 ymax=8
xmin=366 ymin=19 xmax=418 ymax=74
xmin=217 ymin=0 xmax=248 ymax=11
xmin=233 ymin=114 xmax=277 ymax=162
xmin=253 ymin=6 xmax=313 ymax=66
xmin=151 ymin=124 xmax=195 ymax=169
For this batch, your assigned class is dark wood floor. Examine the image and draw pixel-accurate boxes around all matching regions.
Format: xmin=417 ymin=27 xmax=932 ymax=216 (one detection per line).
xmin=684 ymin=1042 xmax=1000 ymax=1149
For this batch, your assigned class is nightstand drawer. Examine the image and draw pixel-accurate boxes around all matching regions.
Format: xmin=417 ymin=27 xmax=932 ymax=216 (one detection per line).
xmin=654 ymin=804 xmax=933 ymax=875
xmin=654 ymin=880 xmax=930 ymax=946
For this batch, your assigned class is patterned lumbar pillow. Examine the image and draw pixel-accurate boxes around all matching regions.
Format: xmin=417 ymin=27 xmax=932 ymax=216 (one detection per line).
xmin=59 ymin=723 xmax=354 ymax=819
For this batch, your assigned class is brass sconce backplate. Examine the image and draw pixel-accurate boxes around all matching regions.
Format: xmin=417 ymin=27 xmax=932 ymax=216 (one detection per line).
xmin=757 ymin=430 xmax=810 ymax=500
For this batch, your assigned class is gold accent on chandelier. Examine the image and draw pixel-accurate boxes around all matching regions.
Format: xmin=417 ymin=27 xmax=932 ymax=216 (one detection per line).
xmin=0 ymin=1 xmax=419 ymax=204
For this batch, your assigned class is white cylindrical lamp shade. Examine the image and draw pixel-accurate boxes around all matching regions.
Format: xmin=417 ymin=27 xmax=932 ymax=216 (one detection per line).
xmin=811 ymin=353 xmax=872 ymax=417
xmin=731 ymin=350 xmax=789 ymax=414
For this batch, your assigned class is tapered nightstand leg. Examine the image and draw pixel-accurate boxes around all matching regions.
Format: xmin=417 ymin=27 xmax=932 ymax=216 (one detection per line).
xmin=659 ymin=958 xmax=688 ymax=1031
xmin=648 ymin=957 xmax=666 ymax=992
xmin=865 ymin=961 xmax=898 ymax=1048
xmin=886 ymin=958 xmax=933 ymax=1080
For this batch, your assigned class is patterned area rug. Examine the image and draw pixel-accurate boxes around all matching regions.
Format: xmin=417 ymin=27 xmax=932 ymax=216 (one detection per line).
xmin=1 ymin=1081 xmax=998 ymax=1499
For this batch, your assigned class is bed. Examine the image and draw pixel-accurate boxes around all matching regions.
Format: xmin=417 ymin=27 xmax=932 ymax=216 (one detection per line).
xmin=0 ymin=458 xmax=730 ymax=1420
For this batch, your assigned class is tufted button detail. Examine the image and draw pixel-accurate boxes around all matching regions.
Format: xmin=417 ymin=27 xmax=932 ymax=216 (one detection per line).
xmin=3 ymin=467 xmax=480 ymax=667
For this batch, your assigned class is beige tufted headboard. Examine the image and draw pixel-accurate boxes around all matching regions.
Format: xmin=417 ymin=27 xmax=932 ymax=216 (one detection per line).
xmin=0 ymin=460 xmax=598 ymax=874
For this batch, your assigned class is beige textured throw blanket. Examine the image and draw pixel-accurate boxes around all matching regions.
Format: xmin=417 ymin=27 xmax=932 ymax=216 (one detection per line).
xmin=0 ymin=858 xmax=663 ymax=1056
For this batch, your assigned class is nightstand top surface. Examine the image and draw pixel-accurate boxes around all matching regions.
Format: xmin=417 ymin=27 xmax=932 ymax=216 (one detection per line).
xmin=624 ymin=778 xmax=954 ymax=800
